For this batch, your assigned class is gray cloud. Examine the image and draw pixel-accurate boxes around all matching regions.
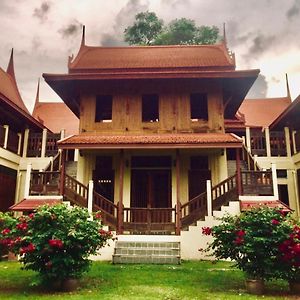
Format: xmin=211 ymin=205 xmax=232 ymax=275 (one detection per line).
xmin=100 ymin=0 xmax=149 ymax=46
xmin=33 ymin=1 xmax=51 ymax=22
xmin=59 ymin=20 xmax=83 ymax=39
xmin=286 ymin=0 xmax=300 ymax=20
xmin=161 ymin=0 xmax=190 ymax=7
xmin=246 ymin=74 xmax=268 ymax=98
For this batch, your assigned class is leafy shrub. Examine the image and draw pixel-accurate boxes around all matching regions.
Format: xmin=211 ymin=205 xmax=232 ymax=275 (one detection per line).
xmin=0 ymin=204 xmax=112 ymax=282
xmin=203 ymin=207 xmax=294 ymax=280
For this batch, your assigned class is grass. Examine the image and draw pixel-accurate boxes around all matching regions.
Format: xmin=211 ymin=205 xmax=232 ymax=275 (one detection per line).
xmin=0 ymin=260 xmax=298 ymax=299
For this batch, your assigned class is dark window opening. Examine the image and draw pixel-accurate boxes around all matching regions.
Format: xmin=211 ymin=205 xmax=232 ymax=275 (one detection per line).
xmin=278 ymin=184 xmax=289 ymax=206
xmin=190 ymin=156 xmax=209 ymax=170
xmin=190 ymin=93 xmax=208 ymax=121
xmin=95 ymin=95 xmax=112 ymax=122
xmin=142 ymin=94 xmax=159 ymax=122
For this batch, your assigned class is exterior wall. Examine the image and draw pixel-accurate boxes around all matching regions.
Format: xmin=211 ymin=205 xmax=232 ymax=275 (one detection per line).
xmin=79 ymin=80 xmax=225 ymax=135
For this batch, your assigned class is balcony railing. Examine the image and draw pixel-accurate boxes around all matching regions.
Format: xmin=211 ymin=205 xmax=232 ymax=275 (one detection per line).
xmin=27 ymin=132 xmax=60 ymax=157
xmin=270 ymin=131 xmax=286 ymax=156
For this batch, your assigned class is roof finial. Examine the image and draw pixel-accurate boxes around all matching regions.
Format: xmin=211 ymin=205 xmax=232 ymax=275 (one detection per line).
xmin=35 ymin=78 xmax=40 ymax=104
xmin=80 ymin=25 xmax=85 ymax=48
xmin=285 ymin=73 xmax=291 ymax=100
xmin=223 ymin=22 xmax=227 ymax=45
xmin=6 ymin=48 xmax=16 ymax=80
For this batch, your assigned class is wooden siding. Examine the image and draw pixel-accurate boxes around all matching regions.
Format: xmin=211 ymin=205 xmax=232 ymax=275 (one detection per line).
xmin=79 ymin=79 xmax=224 ymax=135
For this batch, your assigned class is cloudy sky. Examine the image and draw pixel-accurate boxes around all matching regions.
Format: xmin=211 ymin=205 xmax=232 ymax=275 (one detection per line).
xmin=1 ymin=0 xmax=300 ymax=112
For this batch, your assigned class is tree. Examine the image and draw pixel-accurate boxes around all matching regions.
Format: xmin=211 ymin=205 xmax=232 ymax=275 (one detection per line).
xmin=124 ymin=12 xmax=220 ymax=46
xmin=124 ymin=11 xmax=164 ymax=45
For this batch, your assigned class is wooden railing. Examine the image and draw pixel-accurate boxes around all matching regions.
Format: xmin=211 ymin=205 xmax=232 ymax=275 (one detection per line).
xmin=251 ymin=131 xmax=266 ymax=156
xmin=242 ymin=144 xmax=260 ymax=171
xmin=211 ymin=175 xmax=237 ymax=211
xmin=30 ymin=171 xmax=60 ymax=195
xmin=270 ymin=131 xmax=286 ymax=156
xmin=93 ymin=191 xmax=118 ymax=228
xmin=181 ymin=192 xmax=207 ymax=228
xmin=123 ymin=207 xmax=176 ymax=233
xmin=6 ymin=130 xmax=19 ymax=154
xmin=46 ymin=133 xmax=60 ymax=156
xmin=44 ymin=152 xmax=61 ymax=172
xmin=64 ymin=174 xmax=88 ymax=207
xmin=27 ymin=133 xmax=42 ymax=157
xmin=241 ymin=170 xmax=273 ymax=196
xmin=0 ymin=125 xmax=5 ymax=147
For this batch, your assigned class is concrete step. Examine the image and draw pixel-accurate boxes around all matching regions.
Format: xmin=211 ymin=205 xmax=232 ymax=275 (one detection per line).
xmin=112 ymin=241 xmax=180 ymax=264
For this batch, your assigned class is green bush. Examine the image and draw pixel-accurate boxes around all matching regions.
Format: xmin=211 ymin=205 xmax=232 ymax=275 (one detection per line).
xmin=203 ymin=207 xmax=294 ymax=280
xmin=0 ymin=204 xmax=112 ymax=282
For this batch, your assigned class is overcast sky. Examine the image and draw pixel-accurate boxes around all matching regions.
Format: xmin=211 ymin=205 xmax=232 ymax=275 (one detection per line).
xmin=1 ymin=0 xmax=300 ymax=112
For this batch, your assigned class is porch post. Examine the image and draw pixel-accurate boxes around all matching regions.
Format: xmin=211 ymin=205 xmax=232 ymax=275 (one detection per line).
xmin=175 ymin=149 xmax=181 ymax=235
xmin=3 ymin=125 xmax=9 ymax=149
xmin=118 ymin=149 xmax=124 ymax=234
xmin=292 ymin=130 xmax=297 ymax=155
xmin=236 ymin=148 xmax=242 ymax=196
xmin=17 ymin=133 xmax=22 ymax=155
xmin=22 ymin=129 xmax=29 ymax=158
xmin=271 ymin=163 xmax=279 ymax=199
xmin=265 ymin=127 xmax=271 ymax=157
xmin=41 ymin=128 xmax=47 ymax=158
xmin=245 ymin=127 xmax=251 ymax=152
xmin=206 ymin=180 xmax=212 ymax=217
xmin=284 ymin=127 xmax=292 ymax=157
xmin=24 ymin=163 xmax=32 ymax=198
xmin=88 ymin=180 xmax=94 ymax=215
xmin=59 ymin=149 xmax=66 ymax=196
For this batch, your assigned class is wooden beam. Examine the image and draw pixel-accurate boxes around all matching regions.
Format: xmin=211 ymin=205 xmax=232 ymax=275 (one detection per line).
xmin=176 ymin=149 xmax=182 ymax=235
xmin=117 ymin=149 xmax=124 ymax=234
xmin=236 ymin=148 xmax=242 ymax=196
xmin=59 ymin=150 xmax=66 ymax=196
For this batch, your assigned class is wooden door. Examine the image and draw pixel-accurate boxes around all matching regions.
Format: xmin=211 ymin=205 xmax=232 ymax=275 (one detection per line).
xmin=188 ymin=169 xmax=211 ymax=200
xmin=0 ymin=167 xmax=16 ymax=212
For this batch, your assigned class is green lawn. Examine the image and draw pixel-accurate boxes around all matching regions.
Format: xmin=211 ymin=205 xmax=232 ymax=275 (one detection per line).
xmin=0 ymin=260 xmax=297 ymax=299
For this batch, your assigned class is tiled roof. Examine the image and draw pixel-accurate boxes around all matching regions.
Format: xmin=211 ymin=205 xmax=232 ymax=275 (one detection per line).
xmin=0 ymin=67 xmax=29 ymax=114
xmin=239 ymin=97 xmax=291 ymax=128
xmin=69 ymin=44 xmax=235 ymax=72
xmin=32 ymin=102 xmax=79 ymax=136
xmin=58 ymin=133 xmax=242 ymax=149
xmin=240 ymin=200 xmax=291 ymax=212
xmin=9 ymin=198 xmax=62 ymax=211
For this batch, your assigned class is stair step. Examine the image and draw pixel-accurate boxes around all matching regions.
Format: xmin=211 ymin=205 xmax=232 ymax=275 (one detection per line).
xmin=112 ymin=254 xmax=180 ymax=264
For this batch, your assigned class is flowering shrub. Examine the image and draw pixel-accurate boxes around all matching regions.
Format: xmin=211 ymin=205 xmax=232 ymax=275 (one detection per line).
xmin=203 ymin=207 xmax=293 ymax=280
xmin=0 ymin=212 xmax=18 ymax=258
xmin=0 ymin=204 xmax=112 ymax=282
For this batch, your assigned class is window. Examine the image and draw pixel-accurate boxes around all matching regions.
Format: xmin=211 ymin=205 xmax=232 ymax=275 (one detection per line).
xmin=95 ymin=95 xmax=112 ymax=122
xmin=142 ymin=94 xmax=159 ymax=122
xmin=190 ymin=93 xmax=208 ymax=121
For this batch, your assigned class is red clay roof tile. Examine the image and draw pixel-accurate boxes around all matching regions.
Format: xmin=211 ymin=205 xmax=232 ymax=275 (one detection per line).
xmin=9 ymin=198 xmax=62 ymax=211
xmin=69 ymin=44 xmax=235 ymax=72
xmin=58 ymin=133 xmax=241 ymax=149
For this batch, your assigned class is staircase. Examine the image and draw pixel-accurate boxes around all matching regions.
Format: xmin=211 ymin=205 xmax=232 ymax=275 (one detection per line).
xmin=112 ymin=236 xmax=180 ymax=264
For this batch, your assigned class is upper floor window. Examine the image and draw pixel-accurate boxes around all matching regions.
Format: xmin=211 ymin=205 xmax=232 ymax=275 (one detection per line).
xmin=142 ymin=94 xmax=159 ymax=122
xmin=95 ymin=95 xmax=112 ymax=122
xmin=190 ymin=93 xmax=208 ymax=121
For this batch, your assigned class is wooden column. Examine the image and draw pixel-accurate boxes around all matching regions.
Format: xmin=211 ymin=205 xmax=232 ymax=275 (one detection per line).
xmin=236 ymin=148 xmax=242 ymax=196
xmin=175 ymin=149 xmax=182 ymax=235
xmin=59 ymin=149 xmax=66 ymax=196
xmin=117 ymin=150 xmax=124 ymax=234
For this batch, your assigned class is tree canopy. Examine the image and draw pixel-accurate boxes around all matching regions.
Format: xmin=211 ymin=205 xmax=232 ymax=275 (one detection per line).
xmin=124 ymin=12 xmax=220 ymax=46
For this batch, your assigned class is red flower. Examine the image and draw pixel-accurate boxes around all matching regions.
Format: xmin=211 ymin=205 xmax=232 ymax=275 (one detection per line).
xmin=95 ymin=212 xmax=102 ymax=219
xmin=293 ymin=244 xmax=300 ymax=254
xmin=1 ymin=228 xmax=11 ymax=235
xmin=271 ymin=219 xmax=280 ymax=225
xmin=48 ymin=239 xmax=64 ymax=249
xmin=0 ymin=238 xmax=13 ymax=247
xmin=234 ymin=237 xmax=244 ymax=245
xmin=236 ymin=230 xmax=246 ymax=237
xmin=45 ymin=261 xmax=52 ymax=269
xmin=28 ymin=213 xmax=35 ymax=219
xmin=202 ymin=227 xmax=212 ymax=235
xmin=19 ymin=243 xmax=35 ymax=255
xmin=16 ymin=222 xmax=28 ymax=231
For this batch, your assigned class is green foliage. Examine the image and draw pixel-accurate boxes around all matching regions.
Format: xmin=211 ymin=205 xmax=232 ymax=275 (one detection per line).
xmin=205 ymin=207 xmax=295 ymax=280
xmin=0 ymin=212 xmax=18 ymax=258
xmin=124 ymin=11 xmax=163 ymax=45
xmin=124 ymin=12 xmax=220 ymax=46
xmin=0 ymin=204 xmax=112 ymax=282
